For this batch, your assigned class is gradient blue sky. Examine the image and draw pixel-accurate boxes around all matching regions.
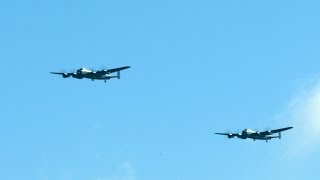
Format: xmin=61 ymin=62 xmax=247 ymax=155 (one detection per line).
xmin=1 ymin=0 xmax=320 ymax=179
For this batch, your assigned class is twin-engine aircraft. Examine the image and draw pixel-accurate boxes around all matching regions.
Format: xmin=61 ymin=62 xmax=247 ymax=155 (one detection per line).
xmin=215 ymin=127 xmax=293 ymax=142
xmin=50 ymin=66 xmax=130 ymax=83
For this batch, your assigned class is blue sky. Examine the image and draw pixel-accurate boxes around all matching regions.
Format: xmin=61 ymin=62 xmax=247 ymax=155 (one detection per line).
xmin=1 ymin=0 xmax=320 ymax=179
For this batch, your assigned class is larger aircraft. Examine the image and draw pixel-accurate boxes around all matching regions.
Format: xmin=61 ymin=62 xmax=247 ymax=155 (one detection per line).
xmin=215 ymin=127 xmax=293 ymax=142
xmin=50 ymin=66 xmax=130 ymax=83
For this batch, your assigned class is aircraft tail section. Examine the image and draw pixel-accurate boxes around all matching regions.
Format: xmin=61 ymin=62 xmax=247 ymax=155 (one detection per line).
xmin=272 ymin=132 xmax=281 ymax=140
xmin=279 ymin=132 xmax=281 ymax=139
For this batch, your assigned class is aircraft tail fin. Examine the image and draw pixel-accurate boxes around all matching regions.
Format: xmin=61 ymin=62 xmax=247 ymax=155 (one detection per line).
xmin=279 ymin=132 xmax=281 ymax=139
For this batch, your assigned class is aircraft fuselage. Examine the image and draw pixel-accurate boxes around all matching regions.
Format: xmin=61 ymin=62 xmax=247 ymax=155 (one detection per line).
xmin=69 ymin=68 xmax=117 ymax=81
xmin=235 ymin=129 xmax=279 ymax=141
xmin=51 ymin=66 xmax=130 ymax=83
xmin=215 ymin=127 xmax=292 ymax=142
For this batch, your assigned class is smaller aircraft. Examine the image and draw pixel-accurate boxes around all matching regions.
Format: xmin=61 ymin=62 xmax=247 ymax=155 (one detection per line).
xmin=215 ymin=127 xmax=293 ymax=142
xmin=50 ymin=66 xmax=130 ymax=83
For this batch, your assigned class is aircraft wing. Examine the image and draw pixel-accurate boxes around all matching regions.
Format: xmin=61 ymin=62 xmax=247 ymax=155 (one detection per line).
xmin=107 ymin=66 xmax=130 ymax=73
xmin=215 ymin=133 xmax=230 ymax=136
xmin=260 ymin=127 xmax=293 ymax=135
xmin=215 ymin=133 xmax=237 ymax=138
xmin=50 ymin=72 xmax=65 ymax=75
xmin=270 ymin=127 xmax=293 ymax=133
xmin=50 ymin=72 xmax=73 ymax=78
xmin=96 ymin=66 xmax=131 ymax=74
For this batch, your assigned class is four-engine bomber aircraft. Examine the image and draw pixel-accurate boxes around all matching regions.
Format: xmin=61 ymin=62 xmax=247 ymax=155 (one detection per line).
xmin=50 ymin=66 xmax=130 ymax=83
xmin=215 ymin=127 xmax=293 ymax=142
xmin=50 ymin=66 xmax=293 ymax=143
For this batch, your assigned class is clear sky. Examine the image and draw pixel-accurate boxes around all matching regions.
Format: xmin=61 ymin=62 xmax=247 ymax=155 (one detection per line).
xmin=1 ymin=0 xmax=320 ymax=179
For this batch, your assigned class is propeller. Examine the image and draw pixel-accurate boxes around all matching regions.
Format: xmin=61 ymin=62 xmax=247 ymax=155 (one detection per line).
xmin=59 ymin=68 xmax=67 ymax=73
xmin=58 ymin=68 xmax=76 ymax=75
xmin=262 ymin=127 xmax=272 ymax=134
xmin=89 ymin=67 xmax=98 ymax=72
xmin=100 ymin=65 xmax=108 ymax=70
xmin=225 ymin=129 xmax=232 ymax=134
xmin=99 ymin=66 xmax=109 ymax=73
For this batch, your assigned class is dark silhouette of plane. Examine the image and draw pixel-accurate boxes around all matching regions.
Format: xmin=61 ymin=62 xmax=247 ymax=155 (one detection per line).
xmin=51 ymin=66 xmax=130 ymax=83
xmin=215 ymin=127 xmax=293 ymax=142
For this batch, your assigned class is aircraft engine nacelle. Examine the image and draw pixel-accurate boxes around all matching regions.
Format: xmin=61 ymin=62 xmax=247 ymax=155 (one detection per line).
xmin=77 ymin=68 xmax=85 ymax=74
xmin=242 ymin=130 xmax=247 ymax=135
xmin=227 ymin=134 xmax=234 ymax=138
xmin=237 ymin=133 xmax=247 ymax=139
xmin=62 ymin=73 xmax=70 ymax=78
xmin=71 ymin=73 xmax=84 ymax=79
